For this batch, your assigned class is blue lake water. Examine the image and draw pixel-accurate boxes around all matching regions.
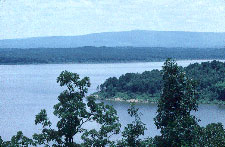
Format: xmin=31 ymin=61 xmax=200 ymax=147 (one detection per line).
xmin=0 ymin=60 xmax=224 ymax=142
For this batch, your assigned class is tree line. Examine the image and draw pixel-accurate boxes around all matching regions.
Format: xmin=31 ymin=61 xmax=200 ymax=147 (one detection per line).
xmin=0 ymin=59 xmax=224 ymax=146
xmin=0 ymin=47 xmax=224 ymax=64
xmin=99 ymin=60 xmax=225 ymax=103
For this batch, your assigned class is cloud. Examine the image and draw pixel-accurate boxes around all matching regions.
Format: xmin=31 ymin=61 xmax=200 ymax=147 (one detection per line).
xmin=0 ymin=0 xmax=225 ymax=39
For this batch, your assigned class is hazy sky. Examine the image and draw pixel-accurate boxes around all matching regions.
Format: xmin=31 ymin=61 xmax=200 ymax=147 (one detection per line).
xmin=0 ymin=0 xmax=225 ymax=39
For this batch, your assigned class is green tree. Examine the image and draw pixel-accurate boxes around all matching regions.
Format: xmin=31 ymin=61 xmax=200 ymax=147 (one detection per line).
xmin=81 ymin=96 xmax=121 ymax=147
xmin=0 ymin=131 xmax=34 ymax=147
xmin=117 ymin=104 xmax=147 ymax=147
xmin=33 ymin=70 xmax=120 ymax=147
xmin=201 ymin=123 xmax=225 ymax=146
xmin=154 ymin=59 xmax=199 ymax=146
xmin=215 ymin=81 xmax=225 ymax=101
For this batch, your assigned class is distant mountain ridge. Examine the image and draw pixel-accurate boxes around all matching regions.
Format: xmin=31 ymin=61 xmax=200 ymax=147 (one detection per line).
xmin=0 ymin=30 xmax=225 ymax=48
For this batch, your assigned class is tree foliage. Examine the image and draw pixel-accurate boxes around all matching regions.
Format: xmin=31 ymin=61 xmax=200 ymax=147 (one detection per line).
xmin=81 ymin=97 xmax=121 ymax=147
xmin=0 ymin=60 xmax=225 ymax=146
xmin=0 ymin=131 xmax=34 ymax=147
xmin=99 ymin=60 xmax=225 ymax=102
xmin=154 ymin=59 xmax=199 ymax=146
xmin=0 ymin=47 xmax=224 ymax=64
xmin=117 ymin=104 xmax=147 ymax=147
xmin=201 ymin=123 xmax=225 ymax=147
xmin=32 ymin=70 xmax=120 ymax=147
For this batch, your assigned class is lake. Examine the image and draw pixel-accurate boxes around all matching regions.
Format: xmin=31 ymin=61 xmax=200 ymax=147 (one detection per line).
xmin=0 ymin=60 xmax=225 ymax=142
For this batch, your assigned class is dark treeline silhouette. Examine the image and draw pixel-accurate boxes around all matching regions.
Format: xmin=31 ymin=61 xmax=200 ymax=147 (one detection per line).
xmin=0 ymin=59 xmax=224 ymax=147
xmin=99 ymin=60 xmax=225 ymax=102
xmin=0 ymin=47 xmax=225 ymax=64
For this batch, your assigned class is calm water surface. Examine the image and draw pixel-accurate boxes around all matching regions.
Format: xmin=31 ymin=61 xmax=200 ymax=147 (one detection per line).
xmin=0 ymin=60 xmax=225 ymax=141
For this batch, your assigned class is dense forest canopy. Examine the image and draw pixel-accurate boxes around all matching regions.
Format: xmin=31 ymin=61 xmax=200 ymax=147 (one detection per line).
xmin=98 ymin=60 xmax=225 ymax=102
xmin=0 ymin=47 xmax=224 ymax=64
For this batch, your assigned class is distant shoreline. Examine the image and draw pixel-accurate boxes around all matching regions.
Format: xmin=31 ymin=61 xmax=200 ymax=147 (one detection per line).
xmin=92 ymin=94 xmax=153 ymax=104
xmin=0 ymin=59 xmax=224 ymax=66
xmin=93 ymin=94 xmax=225 ymax=105
xmin=0 ymin=47 xmax=224 ymax=65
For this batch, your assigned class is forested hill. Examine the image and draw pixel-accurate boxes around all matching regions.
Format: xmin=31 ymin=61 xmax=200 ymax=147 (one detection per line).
xmin=0 ymin=47 xmax=225 ymax=64
xmin=98 ymin=60 xmax=225 ymax=103
xmin=1 ymin=30 xmax=225 ymax=48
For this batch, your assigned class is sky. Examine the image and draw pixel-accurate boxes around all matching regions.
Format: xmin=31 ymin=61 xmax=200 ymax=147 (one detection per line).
xmin=0 ymin=0 xmax=225 ymax=39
